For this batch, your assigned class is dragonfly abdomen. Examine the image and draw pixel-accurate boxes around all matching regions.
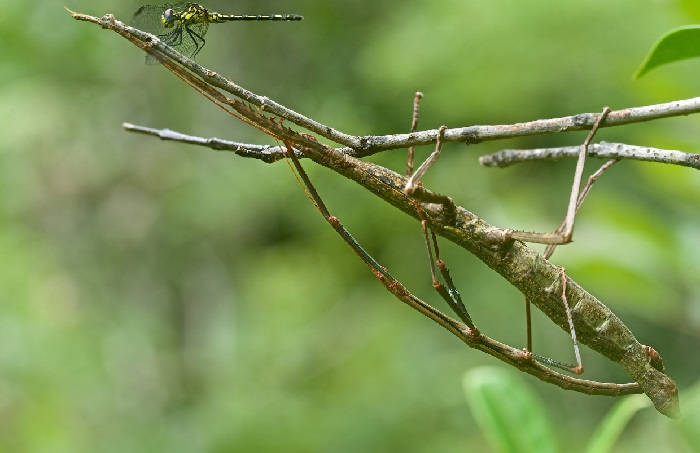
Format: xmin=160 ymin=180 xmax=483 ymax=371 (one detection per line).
xmin=209 ymin=13 xmax=303 ymax=22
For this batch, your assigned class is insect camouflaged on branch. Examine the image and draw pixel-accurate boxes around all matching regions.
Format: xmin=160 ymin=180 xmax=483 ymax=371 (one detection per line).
xmin=69 ymin=7 xmax=682 ymax=416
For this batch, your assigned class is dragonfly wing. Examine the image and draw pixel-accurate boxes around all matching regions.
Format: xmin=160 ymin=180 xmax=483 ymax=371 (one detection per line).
xmin=131 ymin=3 xmax=190 ymax=34
xmin=132 ymin=3 xmax=198 ymax=62
xmin=179 ymin=21 xmax=209 ymax=59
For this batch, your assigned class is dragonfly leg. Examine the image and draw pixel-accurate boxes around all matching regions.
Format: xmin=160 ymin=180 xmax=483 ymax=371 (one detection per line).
xmin=160 ymin=27 xmax=183 ymax=47
xmin=187 ymin=26 xmax=206 ymax=58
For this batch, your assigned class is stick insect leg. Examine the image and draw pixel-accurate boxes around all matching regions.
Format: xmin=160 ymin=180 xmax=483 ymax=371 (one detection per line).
xmin=406 ymin=91 xmax=424 ymax=177
xmin=526 ymin=113 xmax=617 ymax=373
xmin=558 ymin=267 xmax=583 ymax=373
xmin=414 ymin=207 xmax=477 ymax=332
xmin=404 ymin=125 xmax=448 ymax=194
xmin=401 ymin=95 xmax=472 ymax=330
xmin=510 ymin=107 xmax=612 ymax=245
xmin=429 ymin=230 xmax=477 ymax=332
xmin=525 ymin=297 xmax=532 ymax=352
xmin=543 ymin=157 xmax=619 ymax=259
xmin=521 ymin=267 xmax=583 ymax=374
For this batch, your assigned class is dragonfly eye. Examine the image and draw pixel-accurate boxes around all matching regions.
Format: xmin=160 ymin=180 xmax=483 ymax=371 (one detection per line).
xmin=161 ymin=8 xmax=176 ymax=27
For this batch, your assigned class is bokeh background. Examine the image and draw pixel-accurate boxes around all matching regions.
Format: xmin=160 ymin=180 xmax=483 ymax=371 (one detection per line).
xmin=1 ymin=0 xmax=699 ymax=451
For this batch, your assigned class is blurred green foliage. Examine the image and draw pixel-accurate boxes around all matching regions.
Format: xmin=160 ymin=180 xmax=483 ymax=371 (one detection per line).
xmin=1 ymin=0 xmax=699 ymax=451
xmin=463 ymin=366 xmax=652 ymax=453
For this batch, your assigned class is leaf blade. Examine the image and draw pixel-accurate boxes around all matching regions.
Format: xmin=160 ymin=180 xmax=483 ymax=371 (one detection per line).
xmin=635 ymin=25 xmax=700 ymax=78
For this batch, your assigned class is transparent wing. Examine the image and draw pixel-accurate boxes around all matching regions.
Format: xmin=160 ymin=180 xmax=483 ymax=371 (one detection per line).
xmin=131 ymin=3 xmax=207 ymax=63
xmin=177 ymin=21 xmax=209 ymax=59
xmin=132 ymin=3 xmax=177 ymax=35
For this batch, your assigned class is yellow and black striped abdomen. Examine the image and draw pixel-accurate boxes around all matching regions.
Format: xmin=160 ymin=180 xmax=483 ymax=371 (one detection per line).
xmin=208 ymin=13 xmax=303 ymax=23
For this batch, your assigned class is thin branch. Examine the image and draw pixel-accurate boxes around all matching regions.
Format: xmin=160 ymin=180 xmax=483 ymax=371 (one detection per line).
xmin=480 ymin=141 xmax=700 ymax=170
xmin=71 ymin=9 xmax=682 ymax=417
xmin=122 ymin=122 xmax=296 ymax=162
xmin=122 ymin=122 xmax=353 ymax=161
xmin=357 ymin=98 xmax=700 ymax=154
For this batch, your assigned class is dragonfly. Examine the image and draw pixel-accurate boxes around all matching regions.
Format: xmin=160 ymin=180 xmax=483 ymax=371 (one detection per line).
xmin=131 ymin=3 xmax=303 ymax=63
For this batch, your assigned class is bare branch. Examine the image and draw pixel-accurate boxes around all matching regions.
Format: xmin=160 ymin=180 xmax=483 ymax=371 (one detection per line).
xmin=481 ymin=141 xmax=700 ymax=170
xmin=123 ymin=122 xmax=291 ymax=162
xmin=122 ymin=122 xmax=356 ymax=162
xmin=358 ymin=98 xmax=700 ymax=154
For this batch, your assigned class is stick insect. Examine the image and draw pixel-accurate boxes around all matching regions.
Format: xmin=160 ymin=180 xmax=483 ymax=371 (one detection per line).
xmin=405 ymin=96 xmax=613 ymax=375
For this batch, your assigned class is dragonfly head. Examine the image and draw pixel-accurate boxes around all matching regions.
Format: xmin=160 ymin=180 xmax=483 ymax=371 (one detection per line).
xmin=161 ymin=8 xmax=177 ymax=28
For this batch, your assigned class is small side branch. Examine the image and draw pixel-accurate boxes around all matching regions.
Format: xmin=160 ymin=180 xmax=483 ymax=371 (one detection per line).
xmin=123 ymin=122 xmax=294 ymax=162
xmin=480 ymin=142 xmax=700 ymax=170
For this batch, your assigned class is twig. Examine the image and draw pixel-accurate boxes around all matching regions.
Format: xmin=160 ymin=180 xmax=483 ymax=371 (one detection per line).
xmin=480 ymin=141 xmax=700 ymax=170
xmin=122 ymin=122 xmax=304 ymax=162
xmin=122 ymin=123 xmax=357 ymax=161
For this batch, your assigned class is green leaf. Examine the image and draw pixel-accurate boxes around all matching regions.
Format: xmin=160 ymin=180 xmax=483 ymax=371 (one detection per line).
xmin=584 ymin=395 xmax=650 ymax=453
xmin=462 ymin=367 xmax=557 ymax=453
xmin=635 ymin=25 xmax=700 ymax=78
